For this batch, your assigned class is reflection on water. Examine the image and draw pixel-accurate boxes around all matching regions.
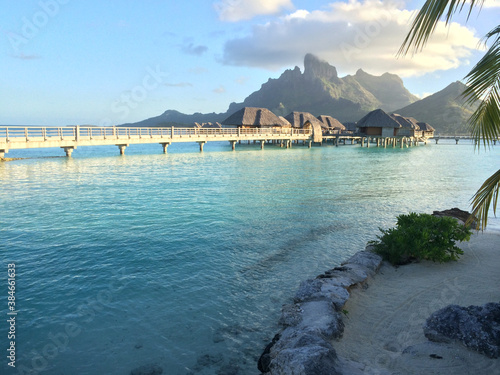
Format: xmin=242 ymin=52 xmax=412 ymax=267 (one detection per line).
xmin=1 ymin=141 xmax=499 ymax=374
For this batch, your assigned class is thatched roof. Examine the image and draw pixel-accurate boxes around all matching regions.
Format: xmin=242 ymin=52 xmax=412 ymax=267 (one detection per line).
xmin=202 ymin=122 xmax=222 ymax=128
xmin=284 ymin=111 xmax=323 ymax=142
xmin=357 ymin=109 xmax=401 ymax=128
xmin=343 ymin=122 xmax=357 ymax=132
xmin=417 ymin=122 xmax=435 ymax=132
xmin=278 ymin=116 xmax=292 ymax=128
xmin=284 ymin=111 xmax=324 ymax=128
xmin=221 ymin=107 xmax=286 ymax=127
xmin=391 ymin=114 xmax=420 ymax=130
xmin=317 ymin=115 xmax=346 ymax=130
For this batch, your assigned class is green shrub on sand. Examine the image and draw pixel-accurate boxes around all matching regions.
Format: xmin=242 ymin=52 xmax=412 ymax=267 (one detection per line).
xmin=369 ymin=213 xmax=472 ymax=266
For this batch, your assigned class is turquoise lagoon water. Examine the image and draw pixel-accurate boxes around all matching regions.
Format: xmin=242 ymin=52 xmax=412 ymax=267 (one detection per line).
xmin=1 ymin=140 xmax=499 ymax=375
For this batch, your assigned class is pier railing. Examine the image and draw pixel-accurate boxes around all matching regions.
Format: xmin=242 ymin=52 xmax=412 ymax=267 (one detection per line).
xmin=0 ymin=125 xmax=311 ymax=142
xmin=0 ymin=125 xmax=314 ymax=156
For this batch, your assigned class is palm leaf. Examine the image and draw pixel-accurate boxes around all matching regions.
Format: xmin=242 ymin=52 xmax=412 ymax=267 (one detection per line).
xmin=399 ymin=0 xmax=484 ymax=56
xmin=463 ymin=26 xmax=500 ymax=147
xmin=469 ymin=169 xmax=500 ymax=230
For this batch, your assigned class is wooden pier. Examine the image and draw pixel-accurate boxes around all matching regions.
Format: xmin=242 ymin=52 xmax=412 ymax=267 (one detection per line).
xmin=0 ymin=126 xmax=454 ymax=159
xmin=0 ymin=126 xmax=314 ymax=157
xmin=432 ymin=135 xmax=499 ymax=145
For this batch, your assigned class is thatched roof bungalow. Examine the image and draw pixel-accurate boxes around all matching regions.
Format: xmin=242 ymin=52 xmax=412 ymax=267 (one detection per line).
xmin=284 ymin=111 xmax=323 ymax=143
xmin=417 ymin=122 xmax=435 ymax=137
xmin=356 ymin=109 xmax=401 ymax=137
xmin=278 ymin=116 xmax=291 ymax=128
xmin=221 ymin=107 xmax=288 ymax=128
xmin=317 ymin=115 xmax=346 ymax=134
xmin=391 ymin=114 xmax=421 ymax=137
xmin=194 ymin=122 xmax=222 ymax=129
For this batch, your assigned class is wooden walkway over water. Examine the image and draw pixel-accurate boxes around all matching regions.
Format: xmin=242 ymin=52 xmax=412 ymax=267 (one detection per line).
xmin=0 ymin=126 xmax=314 ymax=157
xmin=0 ymin=125 xmax=453 ymax=158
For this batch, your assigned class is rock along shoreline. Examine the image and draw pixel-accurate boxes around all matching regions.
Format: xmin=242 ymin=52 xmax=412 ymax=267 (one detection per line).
xmin=258 ymin=248 xmax=383 ymax=375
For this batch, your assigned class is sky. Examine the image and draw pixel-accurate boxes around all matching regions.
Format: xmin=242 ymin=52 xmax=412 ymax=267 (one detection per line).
xmin=1 ymin=0 xmax=499 ymax=126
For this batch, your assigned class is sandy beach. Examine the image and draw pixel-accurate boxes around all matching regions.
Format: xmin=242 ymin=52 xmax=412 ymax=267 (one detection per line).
xmin=335 ymin=231 xmax=500 ymax=375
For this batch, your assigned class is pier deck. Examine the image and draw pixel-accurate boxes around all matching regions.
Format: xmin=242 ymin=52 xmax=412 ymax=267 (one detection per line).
xmin=1 ymin=126 xmax=461 ymax=159
xmin=0 ymin=126 xmax=313 ymax=157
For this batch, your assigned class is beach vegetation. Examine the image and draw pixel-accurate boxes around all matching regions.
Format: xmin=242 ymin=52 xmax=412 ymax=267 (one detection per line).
xmin=399 ymin=0 xmax=500 ymax=230
xmin=370 ymin=213 xmax=472 ymax=265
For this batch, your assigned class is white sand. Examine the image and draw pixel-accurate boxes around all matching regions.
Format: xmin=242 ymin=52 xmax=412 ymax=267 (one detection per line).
xmin=335 ymin=232 xmax=500 ymax=375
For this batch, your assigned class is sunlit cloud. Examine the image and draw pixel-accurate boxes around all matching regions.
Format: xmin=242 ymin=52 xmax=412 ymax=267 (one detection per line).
xmin=221 ymin=0 xmax=483 ymax=77
xmin=235 ymin=76 xmax=249 ymax=84
xmin=481 ymin=0 xmax=500 ymax=8
xmin=214 ymin=0 xmax=294 ymax=22
xmin=213 ymin=85 xmax=226 ymax=93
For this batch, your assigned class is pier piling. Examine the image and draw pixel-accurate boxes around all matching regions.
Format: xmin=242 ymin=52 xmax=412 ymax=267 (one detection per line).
xmin=160 ymin=142 xmax=171 ymax=153
xmin=117 ymin=144 xmax=128 ymax=155
xmin=62 ymin=146 xmax=76 ymax=157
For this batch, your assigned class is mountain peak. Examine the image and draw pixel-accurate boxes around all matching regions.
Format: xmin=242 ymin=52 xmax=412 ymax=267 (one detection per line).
xmin=304 ymin=53 xmax=339 ymax=82
xmin=395 ymin=80 xmax=479 ymax=135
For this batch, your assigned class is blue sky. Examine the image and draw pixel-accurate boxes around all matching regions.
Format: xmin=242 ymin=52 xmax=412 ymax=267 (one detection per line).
xmin=1 ymin=0 xmax=499 ymax=126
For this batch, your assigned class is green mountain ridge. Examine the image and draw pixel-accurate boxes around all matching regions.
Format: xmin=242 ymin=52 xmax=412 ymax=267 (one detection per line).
xmin=394 ymin=81 xmax=479 ymax=135
xmin=121 ymin=54 xmax=477 ymax=134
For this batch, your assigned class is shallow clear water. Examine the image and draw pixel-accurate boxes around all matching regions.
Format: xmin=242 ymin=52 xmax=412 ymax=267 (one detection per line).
xmin=1 ymin=140 xmax=499 ymax=375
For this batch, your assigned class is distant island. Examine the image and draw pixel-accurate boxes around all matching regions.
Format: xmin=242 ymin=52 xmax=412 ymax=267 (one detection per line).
xmin=120 ymin=54 xmax=479 ymax=135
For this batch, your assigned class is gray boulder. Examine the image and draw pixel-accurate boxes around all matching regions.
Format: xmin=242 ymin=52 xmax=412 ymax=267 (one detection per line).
xmin=424 ymin=302 xmax=500 ymax=358
xmin=267 ymin=330 xmax=341 ymax=375
xmin=342 ymin=250 xmax=383 ymax=274
xmin=258 ymin=250 xmax=382 ymax=374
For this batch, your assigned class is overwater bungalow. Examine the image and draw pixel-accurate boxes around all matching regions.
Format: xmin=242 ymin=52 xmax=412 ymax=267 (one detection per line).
xmin=391 ymin=114 xmax=421 ymax=138
xmin=417 ymin=122 xmax=435 ymax=138
xmin=284 ymin=111 xmax=324 ymax=143
xmin=317 ymin=115 xmax=346 ymax=134
xmin=356 ymin=109 xmax=401 ymax=137
xmin=221 ymin=107 xmax=288 ymax=128
xmin=194 ymin=122 xmax=222 ymax=129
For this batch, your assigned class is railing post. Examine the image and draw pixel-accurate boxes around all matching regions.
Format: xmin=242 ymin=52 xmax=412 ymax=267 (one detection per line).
xmin=113 ymin=126 xmax=117 ymax=139
xmin=75 ymin=126 xmax=80 ymax=142
xmin=6 ymin=128 xmax=9 ymax=142
xmin=25 ymin=127 xmax=29 ymax=141
xmin=171 ymin=126 xmax=174 ymax=139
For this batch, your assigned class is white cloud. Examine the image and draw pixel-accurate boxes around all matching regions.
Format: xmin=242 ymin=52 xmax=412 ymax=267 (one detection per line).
xmin=213 ymin=85 xmax=226 ymax=93
xmin=221 ymin=0 xmax=483 ymax=77
xmin=416 ymin=92 xmax=433 ymax=99
xmin=214 ymin=0 xmax=294 ymax=22
xmin=480 ymin=0 xmax=500 ymax=8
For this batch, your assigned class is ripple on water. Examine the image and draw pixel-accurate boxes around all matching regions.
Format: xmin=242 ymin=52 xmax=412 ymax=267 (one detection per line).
xmin=1 ymin=142 xmax=498 ymax=374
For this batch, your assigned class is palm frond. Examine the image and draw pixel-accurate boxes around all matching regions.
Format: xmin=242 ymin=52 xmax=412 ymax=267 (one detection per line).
xmin=469 ymin=169 xmax=500 ymax=230
xmin=463 ymin=26 xmax=500 ymax=147
xmin=467 ymin=87 xmax=500 ymax=147
xmin=399 ymin=0 xmax=484 ymax=56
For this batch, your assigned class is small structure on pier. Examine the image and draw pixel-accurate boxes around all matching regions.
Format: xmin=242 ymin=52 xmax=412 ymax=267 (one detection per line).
xmin=391 ymin=114 xmax=421 ymax=137
xmin=356 ymin=109 xmax=401 ymax=137
xmin=194 ymin=122 xmax=222 ymax=129
xmin=221 ymin=107 xmax=288 ymax=128
xmin=284 ymin=111 xmax=323 ymax=143
xmin=317 ymin=115 xmax=346 ymax=134
xmin=417 ymin=122 xmax=435 ymax=138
